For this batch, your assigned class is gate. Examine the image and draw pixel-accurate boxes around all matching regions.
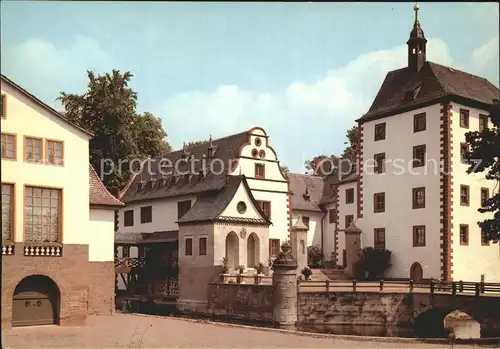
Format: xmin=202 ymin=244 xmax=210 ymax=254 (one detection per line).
xmin=12 ymin=275 xmax=59 ymax=327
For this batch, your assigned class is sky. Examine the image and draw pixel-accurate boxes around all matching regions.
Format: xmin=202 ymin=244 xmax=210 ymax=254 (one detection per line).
xmin=1 ymin=2 xmax=499 ymax=173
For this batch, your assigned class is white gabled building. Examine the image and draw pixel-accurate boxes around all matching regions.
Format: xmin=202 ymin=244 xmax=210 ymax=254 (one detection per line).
xmin=1 ymin=74 xmax=123 ymax=328
xmin=354 ymin=5 xmax=500 ymax=282
xmin=287 ymin=5 xmax=499 ymax=284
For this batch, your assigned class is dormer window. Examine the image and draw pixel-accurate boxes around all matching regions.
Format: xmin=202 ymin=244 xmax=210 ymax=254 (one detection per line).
xmin=303 ymin=187 xmax=310 ymax=201
xmin=137 ymin=181 xmax=146 ymax=191
xmin=404 ymin=84 xmax=422 ymax=103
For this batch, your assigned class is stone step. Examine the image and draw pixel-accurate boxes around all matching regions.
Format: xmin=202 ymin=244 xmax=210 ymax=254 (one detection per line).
xmin=310 ymin=268 xmax=348 ymax=281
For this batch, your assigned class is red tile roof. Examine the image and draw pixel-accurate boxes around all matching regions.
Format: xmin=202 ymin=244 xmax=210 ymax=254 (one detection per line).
xmin=359 ymin=61 xmax=499 ymax=122
xmin=89 ymin=165 xmax=124 ymax=207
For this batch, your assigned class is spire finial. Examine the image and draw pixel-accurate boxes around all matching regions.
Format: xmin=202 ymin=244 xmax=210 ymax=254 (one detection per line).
xmin=413 ymin=2 xmax=420 ymax=23
xmin=208 ymin=134 xmax=213 ymax=148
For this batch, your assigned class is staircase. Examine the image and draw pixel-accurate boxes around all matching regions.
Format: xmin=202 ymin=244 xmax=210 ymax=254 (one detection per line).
xmin=310 ymin=267 xmax=348 ymax=281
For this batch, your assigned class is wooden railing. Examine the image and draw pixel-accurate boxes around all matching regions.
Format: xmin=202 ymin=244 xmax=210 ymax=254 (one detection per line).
xmin=298 ymin=279 xmax=500 ymax=296
xmin=115 ymin=257 xmax=146 ymax=269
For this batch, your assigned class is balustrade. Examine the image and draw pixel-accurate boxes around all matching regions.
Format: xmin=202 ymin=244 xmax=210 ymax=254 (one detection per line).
xmin=24 ymin=244 xmax=62 ymax=257
xmin=2 ymin=244 xmax=15 ymax=255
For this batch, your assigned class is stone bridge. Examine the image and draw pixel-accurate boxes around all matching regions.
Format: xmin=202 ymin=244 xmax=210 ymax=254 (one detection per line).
xmin=297 ymin=291 xmax=500 ymax=338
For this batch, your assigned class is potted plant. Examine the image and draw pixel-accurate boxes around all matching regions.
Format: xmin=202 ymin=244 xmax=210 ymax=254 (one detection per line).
xmin=220 ymin=257 xmax=230 ymax=283
xmin=254 ymin=263 xmax=265 ymax=284
xmin=301 ymin=266 xmax=312 ymax=281
xmin=236 ymin=265 xmax=245 ymax=284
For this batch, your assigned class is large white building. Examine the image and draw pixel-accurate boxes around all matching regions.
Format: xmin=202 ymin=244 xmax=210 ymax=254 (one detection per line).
xmin=286 ymin=5 xmax=500 ymax=283
xmin=1 ymin=74 xmax=123 ymax=328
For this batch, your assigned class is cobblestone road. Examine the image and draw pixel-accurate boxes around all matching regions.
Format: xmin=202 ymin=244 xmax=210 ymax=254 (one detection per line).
xmin=2 ymin=313 xmax=478 ymax=348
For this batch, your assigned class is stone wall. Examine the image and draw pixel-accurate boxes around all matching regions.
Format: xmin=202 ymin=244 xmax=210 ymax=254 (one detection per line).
xmin=298 ymin=292 xmax=412 ymax=328
xmin=87 ymin=261 xmax=115 ymax=315
xmin=297 ymin=291 xmax=500 ymax=338
xmin=207 ymin=283 xmax=274 ymax=321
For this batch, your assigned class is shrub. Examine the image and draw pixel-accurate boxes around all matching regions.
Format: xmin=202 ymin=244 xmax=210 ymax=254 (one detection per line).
xmin=220 ymin=257 xmax=229 ymax=274
xmin=301 ymin=266 xmax=312 ymax=280
xmin=255 ymin=262 xmax=265 ymax=274
xmin=307 ymin=245 xmax=324 ymax=268
xmin=356 ymin=247 xmax=392 ymax=280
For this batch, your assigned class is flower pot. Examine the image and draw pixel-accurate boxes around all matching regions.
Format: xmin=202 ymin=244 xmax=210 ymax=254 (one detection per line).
xmin=221 ymin=273 xmax=230 ymax=283
xmin=254 ymin=274 xmax=264 ymax=285
xmin=236 ymin=274 xmax=245 ymax=284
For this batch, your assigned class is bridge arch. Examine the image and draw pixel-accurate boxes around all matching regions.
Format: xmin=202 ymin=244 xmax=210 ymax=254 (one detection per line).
xmin=414 ymin=307 xmax=481 ymax=338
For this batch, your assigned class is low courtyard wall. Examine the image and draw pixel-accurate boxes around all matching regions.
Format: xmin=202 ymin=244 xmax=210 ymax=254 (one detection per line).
xmin=207 ymin=283 xmax=274 ymax=322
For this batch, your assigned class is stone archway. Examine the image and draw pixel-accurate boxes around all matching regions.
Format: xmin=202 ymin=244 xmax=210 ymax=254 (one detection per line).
xmin=410 ymin=262 xmax=423 ymax=282
xmin=226 ymin=231 xmax=239 ymax=270
xmin=12 ymin=275 xmax=60 ymax=327
xmin=247 ymin=233 xmax=260 ymax=268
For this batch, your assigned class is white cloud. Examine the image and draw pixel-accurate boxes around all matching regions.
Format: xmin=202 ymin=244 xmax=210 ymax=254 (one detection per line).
xmin=472 ymin=35 xmax=500 ymax=82
xmin=2 ymin=36 xmax=113 ymax=109
xmin=163 ymin=38 xmax=453 ymax=172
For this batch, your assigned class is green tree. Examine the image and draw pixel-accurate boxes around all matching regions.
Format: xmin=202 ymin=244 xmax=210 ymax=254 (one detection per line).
xmin=304 ymin=125 xmax=359 ymax=176
xmin=465 ymin=100 xmax=500 ymax=243
xmin=342 ymin=125 xmax=361 ymax=160
xmin=59 ymin=70 xmax=170 ymax=195
xmin=133 ymin=112 xmax=171 ymax=156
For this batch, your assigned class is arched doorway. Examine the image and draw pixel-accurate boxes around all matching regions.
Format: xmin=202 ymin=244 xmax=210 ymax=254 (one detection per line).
xmin=12 ymin=275 xmax=60 ymax=327
xmin=247 ymin=233 xmax=260 ymax=268
xmin=225 ymin=231 xmax=239 ymax=271
xmin=410 ymin=262 xmax=423 ymax=282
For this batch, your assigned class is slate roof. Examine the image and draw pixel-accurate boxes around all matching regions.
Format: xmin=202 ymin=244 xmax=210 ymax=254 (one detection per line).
xmin=119 ymin=131 xmax=250 ymax=203
xmin=287 ymin=173 xmax=324 ymax=212
xmin=89 ymin=165 xmax=124 ymax=207
xmin=115 ymin=230 xmax=178 ymax=244
xmin=359 ymin=61 xmax=499 ymax=122
xmin=178 ymin=175 xmax=271 ymax=225
xmin=1 ymin=74 xmax=93 ymax=137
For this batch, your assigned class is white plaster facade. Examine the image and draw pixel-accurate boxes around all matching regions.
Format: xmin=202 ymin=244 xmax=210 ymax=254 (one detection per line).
xmin=336 ymin=180 xmax=357 ymax=266
xmin=291 ymin=210 xmax=323 ymax=248
xmin=450 ymin=103 xmax=500 ymax=282
xmin=118 ymin=195 xmax=197 ymax=233
xmin=1 ymin=76 xmax=120 ymax=264
xmin=358 ymin=104 xmax=443 ymax=280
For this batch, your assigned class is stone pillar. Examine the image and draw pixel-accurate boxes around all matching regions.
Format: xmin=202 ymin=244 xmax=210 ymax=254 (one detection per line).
xmin=344 ymin=222 xmax=362 ymax=278
xmin=290 ymin=216 xmax=308 ymax=275
xmin=272 ymin=243 xmax=298 ymax=330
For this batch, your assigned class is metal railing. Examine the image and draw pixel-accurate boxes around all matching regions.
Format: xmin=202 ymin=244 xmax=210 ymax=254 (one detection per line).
xmin=298 ymin=279 xmax=500 ymax=296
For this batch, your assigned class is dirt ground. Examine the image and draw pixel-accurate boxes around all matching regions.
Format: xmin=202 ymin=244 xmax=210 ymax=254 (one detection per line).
xmin=1 ymin=313 xmax=483 ymax=348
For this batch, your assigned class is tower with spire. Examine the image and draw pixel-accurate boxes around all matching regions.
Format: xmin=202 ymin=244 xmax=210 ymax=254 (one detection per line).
xmin=407 ymin=3 xmax=427 ymax=72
